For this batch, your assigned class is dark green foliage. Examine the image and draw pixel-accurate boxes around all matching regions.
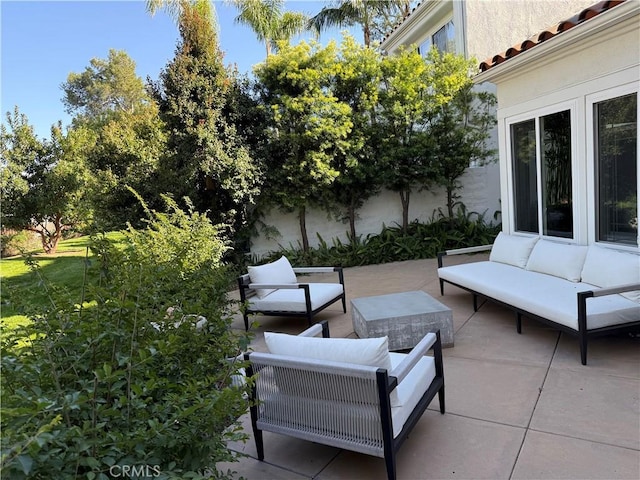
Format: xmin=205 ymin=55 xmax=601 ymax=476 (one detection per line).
xmin=255 ymin=205 xmax=500 ymax=268
xmin=1 ymin=197 xmax=251 ymax=479
xmin=152 ymin=1 xmax=261 ymax=236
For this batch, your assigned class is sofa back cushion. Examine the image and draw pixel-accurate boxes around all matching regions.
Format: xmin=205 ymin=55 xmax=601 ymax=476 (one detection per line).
xmin=247 ymin=256 xmax=297 ymax=299
xmin=489 ymin=232 xmax=539 ymax=269
xmin=581 ymin=246 xmax=640 ymax=303
xmin=525 ymin=240 xmax=588 ymax=282
xmin=264 ymin=332 xmax=400 ymax=405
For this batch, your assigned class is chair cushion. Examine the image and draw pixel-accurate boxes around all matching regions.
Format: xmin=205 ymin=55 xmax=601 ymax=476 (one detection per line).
xmin=247 ymin=256 xmax=297 ymax=299
xmin=264 ymin=332 xmax=392 ymax=371
xmin=489 ymin=232 xmax=539 ymax=268
xmin=525 ymin=240 xmax=588 ymax=282
xmin=389 ymin=352 xmax=435 ymax=437
xmin=581 ymin=246 xmax=640 ymax=303
xmin=248 ymin=283 xmax=344 ymax=312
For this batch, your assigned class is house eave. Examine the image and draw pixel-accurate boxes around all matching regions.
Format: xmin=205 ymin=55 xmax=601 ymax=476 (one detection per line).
xmin=381 ymin=0 xmax=451 ymax=52
xmin=473 ymin=0 xmax=639 ymax=85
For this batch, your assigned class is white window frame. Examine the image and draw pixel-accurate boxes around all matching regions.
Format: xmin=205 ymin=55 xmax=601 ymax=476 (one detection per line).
xmin=418 ymin=17 xmax=455 ymax=57
xmin=586 ymin=82 xmax=640 ymax=250
xmin=505 ymin=100 xmax=579 ymax=242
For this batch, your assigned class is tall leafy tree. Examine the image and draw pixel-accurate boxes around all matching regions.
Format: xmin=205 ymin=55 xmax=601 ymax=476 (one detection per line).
xmin=62 ymin=49 xmax=150 ymax=123
xmin=229 ymin=0 xmax=309 ymax=56
xmin=151 ymin=0 xmax=261 ymax=234
xmin=255 ymin=40 xmax=352 ymax=252
xmin=327 ymin=35 xmax=384 ymax=239
xmin=0 ymin=109 xmax=90 ymax=253
xmin=307 ymin=0 xmax=411 ymax=47
xmin=61 ymin=50 xmax=167 ymax=228
xmin=376 ymin=47 xmax=471 ymax=231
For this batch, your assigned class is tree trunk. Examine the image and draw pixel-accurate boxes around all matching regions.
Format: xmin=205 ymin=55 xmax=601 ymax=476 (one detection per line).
xmin=348 ymin=199 xmax=357 ymax=240
xmin=400 ymin=189 xmax=410 ymax=232
xmin=299 ymin=205 xmax=310 ymax=252
xmin=447 ymin=186 xmax=455 ymax=221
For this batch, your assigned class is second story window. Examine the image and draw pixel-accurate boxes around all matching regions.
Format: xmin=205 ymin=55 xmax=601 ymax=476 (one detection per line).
xmin=419 ymin=20 xmax=455 ymax=56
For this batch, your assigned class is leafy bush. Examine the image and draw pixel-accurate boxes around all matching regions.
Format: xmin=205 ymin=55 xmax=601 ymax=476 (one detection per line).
xmin=1 ymin=196 xmax=251 ymax=479
xmin=0 ymin=229 xmax=41 ymax=258
xmin=255 ymin=205 xmax=500 ymax=267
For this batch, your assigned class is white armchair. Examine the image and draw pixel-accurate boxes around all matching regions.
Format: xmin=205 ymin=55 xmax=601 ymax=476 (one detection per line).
xmin=238 ymin=256 xmax=346 ymax=330
xmin=245 ymin=321 xmax=445 ymax=480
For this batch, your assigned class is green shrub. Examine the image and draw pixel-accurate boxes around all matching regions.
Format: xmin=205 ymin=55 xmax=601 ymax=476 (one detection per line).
xmin=254 ymin=205 xmax=500 ymax=267
xmin=1 ymin=196 xmax=251 ymax=479
xmin=0 ymin=229 xmax=41 ymax=258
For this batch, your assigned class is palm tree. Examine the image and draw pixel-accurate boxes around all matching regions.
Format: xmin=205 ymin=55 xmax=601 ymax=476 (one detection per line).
xmin=308 ymin=0 xmax=411 ymax=47
xmin=146 ymin=0 xmax=218 ymax=29
xmin=228 ymin=0 xmax=309 ymax=56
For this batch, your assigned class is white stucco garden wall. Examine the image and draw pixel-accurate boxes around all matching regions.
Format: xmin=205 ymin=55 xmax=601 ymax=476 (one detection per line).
xmin=250 ymin=164 xmax=501 ymax=258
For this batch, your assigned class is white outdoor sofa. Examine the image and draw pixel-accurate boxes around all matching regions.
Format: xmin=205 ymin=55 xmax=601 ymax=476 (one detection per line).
xmin=438 ymin=232 xmax=640 ymax=365
xmin=237 ymin=256 xmax=346 ymax=330
xmin=245 ymin=321 xmax=445 ymax=480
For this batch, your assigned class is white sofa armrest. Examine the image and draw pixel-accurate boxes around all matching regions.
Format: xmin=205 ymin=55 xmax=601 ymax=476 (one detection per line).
xmin=389 ymin=332 xmax=437 ymax=385
xmin=293 ymin=267 xmax=337 ymax=274
xmin=297 ymin=323 xmax=326 ymax=338
xmin=248 ymin=282 xmax=302 ymax=290
xmin=441 ymin=244 xmax=493 ymax=256
xmin=589 ymin=282 xmax=640 ymax=297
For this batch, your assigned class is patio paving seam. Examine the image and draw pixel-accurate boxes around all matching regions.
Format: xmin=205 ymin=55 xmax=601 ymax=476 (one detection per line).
xmin=507 ymin=328 xmax=559 ymax=479
xmin=524 ymin=427 xmax=640 ymax=452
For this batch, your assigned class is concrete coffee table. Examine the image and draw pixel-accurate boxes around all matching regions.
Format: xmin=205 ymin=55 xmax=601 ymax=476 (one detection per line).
xmin=351 ymin=291 xmax=453 ymax=350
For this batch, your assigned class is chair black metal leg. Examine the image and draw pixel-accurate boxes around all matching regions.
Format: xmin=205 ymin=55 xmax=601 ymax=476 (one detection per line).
xmin=384 ymin=451 xmax=397 ymax=480
xmin=516 ymin=312 xmax=522 ymax=334
xmin=341 ymin=294 xmax=346 ymax=313
xmin=439 ymin=279 xmax=444 ymax=296
xmin=438 ymin=385 xmax=445 ymax=414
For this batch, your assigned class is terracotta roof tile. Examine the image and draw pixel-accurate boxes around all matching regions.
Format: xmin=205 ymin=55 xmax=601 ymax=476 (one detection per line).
xmin=479 ymin=0 xmax=626 ymax=72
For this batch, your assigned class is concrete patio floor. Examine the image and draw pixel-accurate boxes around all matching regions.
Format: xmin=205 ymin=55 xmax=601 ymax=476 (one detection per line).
xmin=220 ymin=256 xmax=640 ymax=480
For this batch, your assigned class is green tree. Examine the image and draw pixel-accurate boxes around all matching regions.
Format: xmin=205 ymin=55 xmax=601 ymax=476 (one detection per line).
xmin=61 ymin=50 xmax=167 ymax=229
xmin=62 ymin=49 xmax=150 ymax=123
xmin=151 ymin=0 xmax=261 ymax=236
xmin=229 ymin=0 xmax=309 ymax=56
xmin=255 ymin=40 xmax=352 ymax=252
xmin=376 ymin=47 xmax=471 ymax=231
xmin=0 ymin=109 xmax=90 ymax=253
xmin=429 ymin=83 xmax=497 ymax=221
xmin=307 ymin=0 xmax=411 ymax=47
xmin=327 ymin=35 xmax=384 ymax=239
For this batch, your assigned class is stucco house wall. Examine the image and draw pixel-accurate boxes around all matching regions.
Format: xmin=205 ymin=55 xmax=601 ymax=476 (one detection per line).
xmin=474 ymin=0 xmax=639 ymax=249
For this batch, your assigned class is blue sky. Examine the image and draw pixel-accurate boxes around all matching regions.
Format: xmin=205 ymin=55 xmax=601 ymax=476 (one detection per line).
xmin=1 ymin=1 xmax=359 ymax=139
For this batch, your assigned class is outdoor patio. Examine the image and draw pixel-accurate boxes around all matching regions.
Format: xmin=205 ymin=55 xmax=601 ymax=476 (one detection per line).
xmin=222 ymin=256 xmax=640 ymax=479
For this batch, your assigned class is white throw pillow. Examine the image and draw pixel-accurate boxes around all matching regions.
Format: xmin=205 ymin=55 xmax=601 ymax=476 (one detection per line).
xmin=581 ymin=246 xmax=640 ymax=303
xmin=264 ymin=332 xmax=400 ymax=406
xmin=489 ymin=232 xmax=539 ymax=269
xmin=247 ymin=256 xmax=297 ymax=299
xmin=525 ymin=240 xmax=588 ymax=282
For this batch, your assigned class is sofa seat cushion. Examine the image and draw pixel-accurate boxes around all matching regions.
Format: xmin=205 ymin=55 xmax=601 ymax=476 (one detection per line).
xmin=389 ymin=352 xmax=435 ymax=437
xmin=438 ymin=261 xmax=640 ymax=330
xmin=248 ymin=283 xmax=344 ymax=312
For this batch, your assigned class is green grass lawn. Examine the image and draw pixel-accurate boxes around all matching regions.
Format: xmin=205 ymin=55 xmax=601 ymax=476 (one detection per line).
xmin=1 ymin=232 xmax=125 ymax=329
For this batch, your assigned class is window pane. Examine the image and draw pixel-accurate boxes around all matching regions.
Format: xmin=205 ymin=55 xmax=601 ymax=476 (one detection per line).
xmin=540 ymin=110 xmax=572 ymax=238
xmin=433 ymin=20 xmax=455 ymax=54
xmin=596 ymin=93 xmax=638 ymax=246
xmin=511 ymin=120 xmax=539 ymax=233
xmin=419 ymin=38 xmax=432 ymax=57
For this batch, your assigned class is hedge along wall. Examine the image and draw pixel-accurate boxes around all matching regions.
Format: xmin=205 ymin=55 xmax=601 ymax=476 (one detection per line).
xmin=250 ymin=163 xmax=501 ymax=258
